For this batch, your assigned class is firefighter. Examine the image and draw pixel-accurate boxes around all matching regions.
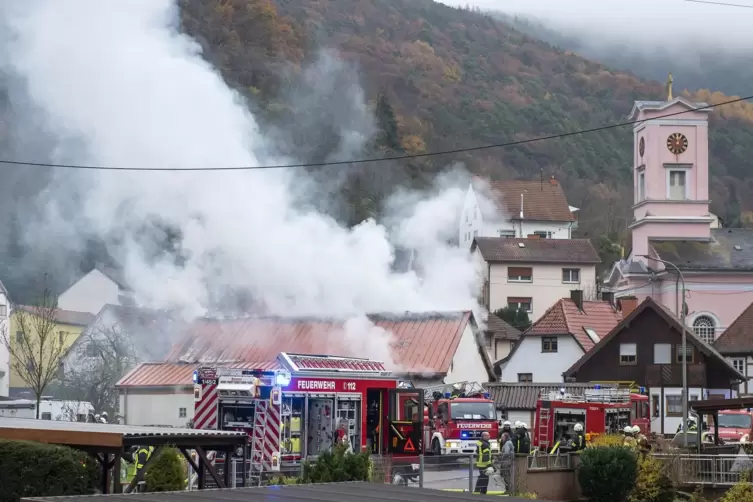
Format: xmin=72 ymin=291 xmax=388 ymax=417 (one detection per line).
xmin=474 ymin=431 xmax=493 ymax=494
xmin=633 ymin=425 xmax=650 ymax=454
xmin=501 ymin=420 xmax=513 ymax=436
xmin=677 ymin=417 xmax=697 ymax=433
xmin=572 ymin=423 xmax=586 ymax=451
xmin=514 ymin=423 xmax=531 ymax=454
xmin=623 ymin=426 xmax=637 ymax=449
xmin=100 ymin=412 xmax=108 ymax=424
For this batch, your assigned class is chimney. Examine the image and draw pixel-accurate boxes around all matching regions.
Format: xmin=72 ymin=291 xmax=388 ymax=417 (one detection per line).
xmin=520 ymin=193 xmax=524 ymax=219
xmin=601 ymin=291 xmax=615 ymax=306
xmin=570 ymin=289 xmax=584 ymax=311
xmin=527 ymin=234 xmax=540 ymax=239
xmin=618 ymin=296 xmax=639 ymax=318
xmin=550 ymin=175 xmax=558 ymax=185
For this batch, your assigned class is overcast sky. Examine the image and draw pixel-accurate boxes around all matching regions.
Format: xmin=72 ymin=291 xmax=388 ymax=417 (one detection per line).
xmin=438 ymin=0 xmax=753 ymax=51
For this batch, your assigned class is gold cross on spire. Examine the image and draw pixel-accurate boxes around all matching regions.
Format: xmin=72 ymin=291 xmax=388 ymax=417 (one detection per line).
xmin=666 ymin=72 xmax=674 ymax=101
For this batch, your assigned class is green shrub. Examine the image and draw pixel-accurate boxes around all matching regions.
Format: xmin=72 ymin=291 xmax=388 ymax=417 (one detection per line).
xmin=267 ymin=476 xmax=300 ymax=485
xmin=720 ymin=471 xmax=753 ymax=502
xmin=302 ymin=444 xmax=371 ymax=483
xmin=145 ymin=448 xmax=186 ymax=492
xmin=588 ymin=433 xmax=625 ymax=448
xmin=629 ymin=454 xmax=675 ymax=502
xmin=578 ymin=446 xmax=638 ymax=502
xmin=0 ymin=439 xmax=98 ymax=502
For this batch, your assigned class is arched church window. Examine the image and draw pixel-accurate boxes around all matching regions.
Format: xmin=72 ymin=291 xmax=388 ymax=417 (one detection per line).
xmin=692 ymin=316 xmax=716 ymax=345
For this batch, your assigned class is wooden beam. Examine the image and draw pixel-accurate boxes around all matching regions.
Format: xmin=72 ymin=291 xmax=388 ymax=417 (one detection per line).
xmin=195 ymin=447 xmax=225 ymax=489
xmin=0 ymin=426 xmax=122 ymax=448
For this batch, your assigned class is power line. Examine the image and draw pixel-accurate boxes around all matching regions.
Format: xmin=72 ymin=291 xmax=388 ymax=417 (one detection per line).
xmin=1 ymin=94 xmax=752 ymax=172
xmin=685 ymin=0 xmax=753 ymax=8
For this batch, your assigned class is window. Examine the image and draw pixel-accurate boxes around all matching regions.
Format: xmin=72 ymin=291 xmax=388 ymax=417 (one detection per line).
xmin=730 ymin=358 xmax=745 ymax=374
xmin=58 ymin=331 xmax=65 ymax=345
xmin=0 ymin=304 xmax=6 ymax=317
xmin=584 ymin=328 xmax=600 ymax=344
xmin=666 ymin=395 xmax=682 ymax=417
xmin=507 ymin=267 xmax=532 ymax=282
xmin=499 ymin=230 xmax=515 ymax=238
xmin=86 ymin=343 xmax=97 ymax=358
xmin=668 ymin=170 xmax=687 ymax=200
xmin=638 ymin=171 xmax=645 ymax=201
xmin=654 ymin=343 xmax=672 ymax=364
xmin=15 ymin=331 xmax=23 ymax=344
xmin=77 ymin=414 xmax=87 ymax=422
xmin=692 ymin=316 xmax=716 ymax=344
xmin=620 ymin=343 xmax=637 ymax=365
xmin=179 ymin=407 xmax=187 ymax=418
xmin=676 ymin=344 xmax=693 ymax=363
xmin=518 ymin=373 xmax=533 ymax=383
xmin=533 ymin=231 xmax=552 ymax=239
xmin=41 ymin=412 xmax=52 ymax=420
xmin=473 ymin=230 xmax=478 ymax=237
xmin=57 ymin=362 xmax=65 ymax=380
xmin=542 ymin=337 xmax=558 ymax=353
xmin=562 ymin=268 xmax=581 ymax=283
xmin=508 ymin=297 xmax=532 ymax=313
xmin=652 ymin=394 xmax=660 ymax=418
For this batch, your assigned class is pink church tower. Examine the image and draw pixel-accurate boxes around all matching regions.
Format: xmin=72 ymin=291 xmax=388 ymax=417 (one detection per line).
xmin=629 ymin=74 xmax=715 ymax=259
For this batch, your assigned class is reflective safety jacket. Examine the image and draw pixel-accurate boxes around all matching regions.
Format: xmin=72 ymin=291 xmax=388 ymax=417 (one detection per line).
xmin=476 ymin=440 xmax=492 ymax=468
xmin=574 ymin=434 xmax=586 ymax=450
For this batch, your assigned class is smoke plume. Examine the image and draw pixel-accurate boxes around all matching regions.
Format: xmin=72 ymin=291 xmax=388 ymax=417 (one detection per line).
xmin=0 ymin=1 xmax=487 ymax=365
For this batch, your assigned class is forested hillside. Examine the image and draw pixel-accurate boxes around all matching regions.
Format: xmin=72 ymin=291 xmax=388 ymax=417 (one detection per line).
xmin=2 ymin=0 xmax=753 ymax=299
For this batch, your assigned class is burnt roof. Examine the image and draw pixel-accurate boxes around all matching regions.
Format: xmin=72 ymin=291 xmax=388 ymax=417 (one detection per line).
xmin=488 ymin=382 xmax=612 ymax=411
xmin=564 ymin=297 xmax=744 ymax=380
xmin=714 ymin=301 xmax=753 ymax=355
xmin=473 ymin=237 xmax=600 ymax=264
xmin=484 ymin=312 xmax=521 ymax=340
xmin=651 ymin=229 xmax=753 ymax=271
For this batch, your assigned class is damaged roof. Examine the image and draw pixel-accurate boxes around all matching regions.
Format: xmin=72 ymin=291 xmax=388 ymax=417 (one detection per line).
xmin=475 ymin=178 xmax=575 ymax=222
xmin=484 ymin=312 xmax=521 ymax=340
xmin=651 ymin=229 xmax=753 ymax=271
xmin=473 ymin=237 xmax=600 ymax=264
xmin=117 ymin=311 xmax=490 ymax=386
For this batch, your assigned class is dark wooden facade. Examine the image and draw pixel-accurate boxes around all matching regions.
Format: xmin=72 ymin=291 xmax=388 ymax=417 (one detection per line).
xmin=564 ymin=300 xmax=741 ymax=390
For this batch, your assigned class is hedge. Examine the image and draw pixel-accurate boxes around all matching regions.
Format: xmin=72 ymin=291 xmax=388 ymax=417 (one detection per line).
xmin=0 ymin=439 xmax=98 ymax=502
xmin=301 ymin=444 xmax=371 ymax=483
xmin=578 ymin=445 xmax=638 ymax=502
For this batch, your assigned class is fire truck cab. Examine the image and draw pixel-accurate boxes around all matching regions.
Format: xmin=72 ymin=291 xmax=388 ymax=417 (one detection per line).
xmin=193 ymin=352 xmax=423 ymax=483
xmin=422 ymin=381 xmax=500 ymax=456
xmin=533 ymin=386 xmax=650 ymax=452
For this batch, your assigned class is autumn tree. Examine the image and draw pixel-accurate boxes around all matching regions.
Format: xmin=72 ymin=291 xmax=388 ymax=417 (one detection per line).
xmin=0 ymin=285 xmax=66 ymax=418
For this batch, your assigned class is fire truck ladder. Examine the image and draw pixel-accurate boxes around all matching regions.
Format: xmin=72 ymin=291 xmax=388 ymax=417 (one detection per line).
xmin=537 ymin=407 xmax=552 ymax=452
xmin=249 ymin=401 xmax=268 ymax=486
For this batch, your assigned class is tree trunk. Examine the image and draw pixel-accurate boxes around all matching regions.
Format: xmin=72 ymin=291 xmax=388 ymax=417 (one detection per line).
xmin=36 ymin=394 xmax=41 ymax=419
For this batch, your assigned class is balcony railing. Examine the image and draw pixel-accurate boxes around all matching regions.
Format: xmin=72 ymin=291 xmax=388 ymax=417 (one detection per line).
xmin=645 ymin=364 xmax=706 ymax=387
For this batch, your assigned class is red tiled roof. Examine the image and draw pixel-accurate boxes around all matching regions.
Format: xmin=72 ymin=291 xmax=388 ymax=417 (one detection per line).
xmin=714 ymin=301 xmax=753 ymax=355
xmin=473 ymin=238 xmax=600 ymax=264
xmin=117 ymin=360 xmax=280 ymax=387
xmin=17 ymin=305 xmax=96 ymax=327
xmin=526 ymin=299 xmax=622 ymax=351
xmin=475 ymin=178 xmax=575 ymax=222
xmin=118 ymin=312 xmax=476 ymax=387
xmin=284 ymin=353 xmax=387 ymax=372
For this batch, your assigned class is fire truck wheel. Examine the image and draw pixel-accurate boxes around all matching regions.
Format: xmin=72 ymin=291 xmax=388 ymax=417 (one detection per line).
xmin=432 ymin=438 xmax=442 ymax=456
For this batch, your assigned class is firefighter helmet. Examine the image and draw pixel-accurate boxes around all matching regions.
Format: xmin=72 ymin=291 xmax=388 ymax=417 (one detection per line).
xmin=484 ymin=467 xmax=495 ymax=476
xmin=503 ymin=420 xmax=511 ymax=427
xmin=574 ymin=423 xmax=583 ymax=432
xmin=520 ymin=422 xmax=528 ymax=429
xmin=632 ymin=425 xmax=641 ymax=434
xmin=623 ymin=425 xmax=633 ymax=434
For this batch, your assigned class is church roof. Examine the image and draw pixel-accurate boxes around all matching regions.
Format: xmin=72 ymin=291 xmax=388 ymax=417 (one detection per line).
xmin=650 ymin=229 xmax=753 ymax=272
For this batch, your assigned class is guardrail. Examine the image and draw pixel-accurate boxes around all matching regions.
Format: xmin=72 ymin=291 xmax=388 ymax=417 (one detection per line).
xmin=653 ymin=453 xmax=753 ymax=486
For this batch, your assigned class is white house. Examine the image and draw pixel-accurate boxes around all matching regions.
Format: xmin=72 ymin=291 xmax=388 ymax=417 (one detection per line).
xmin=473 ymin=236 xmax=601 ymax=322
xmin=58 ymin=264 xmax=133 ymax=315
xmin=116 ymin=311 xmax=494 ymax=426
xmin=0 ymin=279 xmax=9 ymax=397
xmin=497 ymin=290 xmax=622 ymax=382
xmin=713 ymin=300 xmax=753 ymax=394
xmin=459 ymin=177 xmax=579 ymax=248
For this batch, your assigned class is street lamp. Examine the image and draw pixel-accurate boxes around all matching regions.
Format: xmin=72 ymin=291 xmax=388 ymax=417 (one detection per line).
xmin=636 ymin=254 xmax=689 ymax=447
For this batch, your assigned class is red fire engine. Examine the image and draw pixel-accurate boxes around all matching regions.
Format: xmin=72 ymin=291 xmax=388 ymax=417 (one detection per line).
xmin=421 ymin=381 xmax=500 ymax=456
xmin=192 ymin=352 xmax=424 ymax=483
xmin=533 ymin=385 xmax=651 ymax=452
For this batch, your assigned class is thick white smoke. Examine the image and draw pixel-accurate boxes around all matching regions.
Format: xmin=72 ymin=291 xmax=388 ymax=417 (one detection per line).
xmin=0 ymin=1 xmax=487 ymax=365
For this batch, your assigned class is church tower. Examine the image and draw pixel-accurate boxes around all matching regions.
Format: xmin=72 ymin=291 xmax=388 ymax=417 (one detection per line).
xmin=629 ymin=73 xmax=714 ymax=259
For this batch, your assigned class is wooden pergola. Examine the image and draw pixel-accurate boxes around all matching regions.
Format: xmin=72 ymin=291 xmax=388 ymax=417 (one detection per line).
xmin=0 ymin=418 xmax=247 ymax=493
xmin=690 ymin=397 xmax=753 ymax=451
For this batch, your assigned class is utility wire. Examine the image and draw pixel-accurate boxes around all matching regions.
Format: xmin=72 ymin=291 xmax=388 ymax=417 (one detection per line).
xmin=0 ymin=94 xmax=751 ymax=172
xmin=685 ymin=0 xmax=753 ymax=8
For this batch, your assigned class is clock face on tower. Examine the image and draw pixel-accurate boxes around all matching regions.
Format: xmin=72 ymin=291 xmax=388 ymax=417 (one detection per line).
xmin=666 ymin=133 xmax=688 ymax=155
xmin=639 ymin=137 xmax=645 ymax=157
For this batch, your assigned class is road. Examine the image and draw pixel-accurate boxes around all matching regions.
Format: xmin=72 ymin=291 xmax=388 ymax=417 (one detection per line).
xmin=392 ymin=457 xmax=507 ymax=492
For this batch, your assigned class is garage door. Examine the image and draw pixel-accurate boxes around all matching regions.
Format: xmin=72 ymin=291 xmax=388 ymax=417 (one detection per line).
xmin=506 ymin=410 xmax=532 ymax=426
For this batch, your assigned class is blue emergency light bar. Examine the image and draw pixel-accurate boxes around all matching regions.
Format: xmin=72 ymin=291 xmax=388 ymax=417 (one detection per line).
xmin=639 ymin=386 xmax=646 ymax=394
xmin=594 ymin=384 xmax=601 ymax=390
xmin=483 ymin=392 xmax=490 ymax=399
xmin=444 ymin=392 xmax=451 ymax=398
xmin=461 ymin=431 xmax=470 ymax=439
